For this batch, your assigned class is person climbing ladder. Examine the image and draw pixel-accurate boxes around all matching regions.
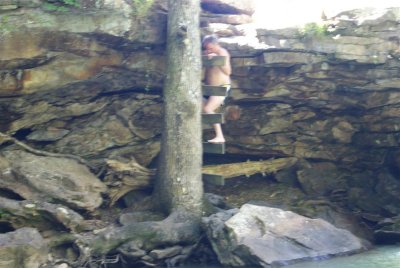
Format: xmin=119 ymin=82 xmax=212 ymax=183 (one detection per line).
xmin=202 ymin=35 xmax=232 ymax=144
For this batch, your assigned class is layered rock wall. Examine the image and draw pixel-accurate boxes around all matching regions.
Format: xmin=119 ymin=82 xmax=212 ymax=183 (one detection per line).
xmin=1 ymin=0 xmax=400 ymax=241
xmin=219 ymin=8 xmax=400 ymax=218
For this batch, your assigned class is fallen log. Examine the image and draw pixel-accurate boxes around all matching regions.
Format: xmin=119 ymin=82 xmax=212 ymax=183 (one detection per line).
xmin=105 ymin=157 xmax=298 ymax=205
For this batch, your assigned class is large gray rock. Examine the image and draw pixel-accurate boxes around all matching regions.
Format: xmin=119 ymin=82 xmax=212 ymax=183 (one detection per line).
xmin=0 ymin=227 xmax=48 ymax=268
xmin=203 ymin=204 xmax=367 ymax=267
xmin=0 ymin=150 xmax=106 ymax=212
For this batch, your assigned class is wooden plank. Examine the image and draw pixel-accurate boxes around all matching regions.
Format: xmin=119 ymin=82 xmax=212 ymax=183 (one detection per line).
xmin=202 ymin=113 xmax=224 ymax=124
xmin=96 ymin=158 xmax=298 ymax=204
xmin=202 ymin=56 xmax=226 ymax=67
xmin=203 ymin=142 xmax=225 ymax=154
xmin=202 ymin=173 xmax=225 ymax=186
xmin=202 ymin=85 xmax=228 ymax=96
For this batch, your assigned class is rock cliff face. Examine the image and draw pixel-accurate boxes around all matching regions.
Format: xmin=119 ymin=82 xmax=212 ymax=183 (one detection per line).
xmin=220 ymin=8 xmax=400 ymax=222
xmin=1 ymin=0 xmax=400 ymax=252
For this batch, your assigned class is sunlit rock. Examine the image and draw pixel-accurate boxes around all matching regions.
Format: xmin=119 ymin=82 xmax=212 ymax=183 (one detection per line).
xmin=203 ymin=204 xmax=368 ymax=267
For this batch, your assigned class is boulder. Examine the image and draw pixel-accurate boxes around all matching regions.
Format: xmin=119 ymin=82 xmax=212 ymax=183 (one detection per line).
xmin=0 ymin=150 xmax=106 ymax=212
xmin=0 ymin=227 xmax=48 ymax=268
xmin=203 ymin=204 xmax=367 ymax=267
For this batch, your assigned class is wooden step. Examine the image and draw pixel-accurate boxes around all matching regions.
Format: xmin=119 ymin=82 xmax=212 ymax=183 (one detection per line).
xmin=202 ymin=173 xmax=225 ymax=186
xmin=202 ymin=85 xmax=228 ymax=96
xmin=202 ymin=56 xmax=226 ymax=67
xmin=202 ymin=113 xmax=224 ymax=124
xmin=203 ymin=142 xmax=225 ymax=154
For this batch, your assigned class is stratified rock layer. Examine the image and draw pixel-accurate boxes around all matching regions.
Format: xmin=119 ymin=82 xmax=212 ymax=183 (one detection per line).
xmin=0 ymin=0 xmax=400 ymax=245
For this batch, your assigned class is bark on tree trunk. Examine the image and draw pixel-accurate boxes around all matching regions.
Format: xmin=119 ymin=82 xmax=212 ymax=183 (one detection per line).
xmin=70 ymin=2 xmax=205 ymax=265
xmin=153 ymin=0 xmax=203 ymax=216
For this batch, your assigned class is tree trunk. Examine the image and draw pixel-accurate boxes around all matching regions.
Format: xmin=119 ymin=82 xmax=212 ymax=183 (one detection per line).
xmin=153 ymin=0 xmax=203 ymax=216
xmin=72 ymin=3 xmax=204 ymax=265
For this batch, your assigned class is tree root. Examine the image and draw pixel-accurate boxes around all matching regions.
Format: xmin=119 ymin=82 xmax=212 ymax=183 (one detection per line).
xmin=0 ymin=196 xmax=85 ymax=232
xmin=0 ymin=131 xmax=95 ymax=170
xmin=104 ymin=158 xmax=156 ymax=205
xmin=72 ymin=209 xmax=202 ymax=267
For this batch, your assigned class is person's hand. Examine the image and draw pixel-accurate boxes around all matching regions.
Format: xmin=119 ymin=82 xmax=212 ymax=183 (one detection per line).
xmin=206 ymin=52 xmax=218 ymax=59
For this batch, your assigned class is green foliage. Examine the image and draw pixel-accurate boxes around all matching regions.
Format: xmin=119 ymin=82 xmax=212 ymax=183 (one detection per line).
xmin=42 ymin=0 xmax=80 ymax=12
xmin=131 ymin=0 xmax=154 ymax=17
xmin=298 ymin=22 xmax=329 ymax=39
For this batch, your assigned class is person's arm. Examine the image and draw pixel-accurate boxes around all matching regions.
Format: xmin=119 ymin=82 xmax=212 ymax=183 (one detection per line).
xmin=202 ymin=50 xmax=214 ymax=82
xmin=219 ymin=49 xmax=231 ymax=76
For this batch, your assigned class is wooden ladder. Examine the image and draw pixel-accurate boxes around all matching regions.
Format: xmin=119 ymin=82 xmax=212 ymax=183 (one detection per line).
xmin=201 ymin=55 xmax=228 ymax=186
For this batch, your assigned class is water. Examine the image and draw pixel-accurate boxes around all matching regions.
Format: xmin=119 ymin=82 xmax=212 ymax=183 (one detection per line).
xmin=180 ymin=245 xmax=400 ymax=268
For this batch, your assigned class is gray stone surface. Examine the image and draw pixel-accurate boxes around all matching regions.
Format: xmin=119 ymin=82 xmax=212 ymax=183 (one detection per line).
xmin=203 ymin=204 xmax=367 ymax=267
xmin=0 ymin=150 xmax=106 ymax=212
xmin=0 ymin=227 xmax=48 ymax=268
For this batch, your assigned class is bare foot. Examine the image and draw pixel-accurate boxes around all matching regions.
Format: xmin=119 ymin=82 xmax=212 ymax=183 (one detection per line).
xmin=207 ymin=137 xmax=225 ymax=144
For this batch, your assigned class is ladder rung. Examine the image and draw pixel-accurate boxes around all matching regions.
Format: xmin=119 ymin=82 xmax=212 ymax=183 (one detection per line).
xmin=202 ymin=56 xmax=226 ymax=67
xmin=202 ymin=113 xmax=224 ymax=124
xmin=202 ymin=85 xmax=228 ymax=96
xmin=202 ymin=173 xmax=225 ymax=186
xmin=203 ymin=142 xmax=225 ymax=154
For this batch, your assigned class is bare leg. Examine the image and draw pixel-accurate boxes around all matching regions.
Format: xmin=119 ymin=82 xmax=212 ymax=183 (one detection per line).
xmin=203 ymin=96 xmax=226 ymax=143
